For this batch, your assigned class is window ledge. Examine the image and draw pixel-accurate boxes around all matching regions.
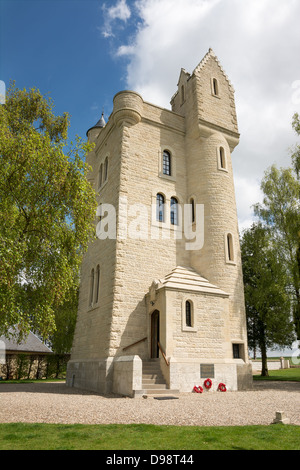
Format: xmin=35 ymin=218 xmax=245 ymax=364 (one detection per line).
xmin=88 ymin=302 xmax=100 ymax=312
xmin=158 ymin=173 xmax=176 ymax=182
xmin=225 ymin=260 xmax=236 ymax=266
xmin=98 ymin=179 xmax=108 ymax=193
xmin=182 ymin=326 xmax=197 ymax=332
xmin=218 ymin=167 xmax=228 ymax=174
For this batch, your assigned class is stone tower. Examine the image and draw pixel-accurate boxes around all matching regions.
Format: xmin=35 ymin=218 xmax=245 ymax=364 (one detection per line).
xmin=66 ymin=49 xmax=253 ymax=395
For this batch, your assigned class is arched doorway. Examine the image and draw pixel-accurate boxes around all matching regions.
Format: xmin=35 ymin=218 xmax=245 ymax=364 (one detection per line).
xmin=151 ymin=310 xmax=160 ymax=358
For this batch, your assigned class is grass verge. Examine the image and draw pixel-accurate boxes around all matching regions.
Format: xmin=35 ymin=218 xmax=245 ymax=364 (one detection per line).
xmin=253 ymin=368 xmax=300 ymax=381
xmin=0 ymin=423 xmax=299 ymax=450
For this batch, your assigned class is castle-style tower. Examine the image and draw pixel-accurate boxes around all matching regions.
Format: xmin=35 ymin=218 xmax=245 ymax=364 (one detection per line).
xmin=67 ymin=50 xmax=253 ymax=396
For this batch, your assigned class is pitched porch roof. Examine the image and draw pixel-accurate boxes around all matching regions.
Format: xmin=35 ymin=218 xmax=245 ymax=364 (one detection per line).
xmin=155 ymin=266 xmax=229 ymax=297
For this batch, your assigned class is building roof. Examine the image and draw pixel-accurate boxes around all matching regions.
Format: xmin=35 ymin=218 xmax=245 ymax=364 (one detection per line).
xmin=171 ymin=48 xmax=235 ymax=104
xmin=156 ymin=266 xmax=229 ymax=297
xmin=86 ymin=112 xmax=106 ymax=136
xmin=193 ymin=48 xmax=235 ymax=92
xmin=0 ymin=329 xmax=52 ymax=354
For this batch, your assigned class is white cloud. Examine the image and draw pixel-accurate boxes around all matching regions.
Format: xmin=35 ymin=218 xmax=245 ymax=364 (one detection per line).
xmin=101 ymin=0 xmax=131 ymax=38
xmin=103 ymin=0 xmax=300 ymax=227
xmin=234 ymin=175 xmax=262 ymax=232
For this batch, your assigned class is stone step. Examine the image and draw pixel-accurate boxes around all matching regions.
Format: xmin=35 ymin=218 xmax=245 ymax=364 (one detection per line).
xmin=143 ymin=364 xmax=162 ymax=371
xmin=142 ymin=372 xmax=164 ymax=379
xmin=142 ymin=377 xmax=165 ymax=384
xmin=141 ymin=360 xmax=178 ymax=397
xmin=142 ymin=383 xmax=167 ymax=389
xmin=144 ymin=389 xmax=180 ymax=397
xmin=133 ymin=388 xmax=180 ymax=398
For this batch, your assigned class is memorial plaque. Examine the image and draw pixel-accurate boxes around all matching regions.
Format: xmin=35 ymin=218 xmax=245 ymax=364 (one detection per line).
xmin=200 ymin=364 xmax=215 ymax=378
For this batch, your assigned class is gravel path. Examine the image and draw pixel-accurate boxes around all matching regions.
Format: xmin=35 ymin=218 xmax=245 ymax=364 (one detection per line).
xmin=0 ymin=381 xmax=299 ymax=427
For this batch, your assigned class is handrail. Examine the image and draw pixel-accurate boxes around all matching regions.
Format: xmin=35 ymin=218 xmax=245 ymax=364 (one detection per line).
xmin=122 ymin=336 xmax=147 ymax=351
xmin=158 ymin=341 xmax=169 ymax=366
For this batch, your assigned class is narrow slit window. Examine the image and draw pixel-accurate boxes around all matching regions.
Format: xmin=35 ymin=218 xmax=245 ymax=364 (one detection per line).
xmin=99 ymin=164 xmax=103 ymax=188
xmin=163 ymin=150 xmax=171 ymax=176
xmin=170 ymin=197 xmax=178 ymax=225
xmin=89 ymin=269 xmax=94 ymax=307
xmin=156 ymin=193 xmax=165 ymax=222
xmin=212 ymin=78 xmax=219 ymax=96
xmin=181 ymin=85 xmax=185 ymax=104
xmin=227 ymin=233 xmax=234 ymax=262
xmin=219 ymin=147 xmax=225 ymax=169
xmin=190 ymin=198 xmax=195 ymax=223
xmin=186 ymin=301 xmax=192 ymax=327
xmin=95 ymin=265 xmax=100 ymax=304
xmin=104 ymin=157 xmax=108 ymax=181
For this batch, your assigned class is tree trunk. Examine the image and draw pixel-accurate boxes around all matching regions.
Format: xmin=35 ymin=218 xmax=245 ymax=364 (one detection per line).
xmin=260 ymin=342 xmax=269 ymax=377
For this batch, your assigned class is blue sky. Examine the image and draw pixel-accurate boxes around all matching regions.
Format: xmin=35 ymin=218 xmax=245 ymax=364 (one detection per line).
xmin=0 ymin=0 xmax=132 ymax=142
xmin=1 ymin=0 xmax=300 ymax=232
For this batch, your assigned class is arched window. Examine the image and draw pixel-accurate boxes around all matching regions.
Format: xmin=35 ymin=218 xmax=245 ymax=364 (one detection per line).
xmin=156 ymin=193 xmax=165 ymax=222
xmin=227 ymin=233 xmax=234 ymax=262
xmin=99 ymin=164 xmax=103 ymax=188
xmin=170 ymin=197 xmax=178 ymax=225
xmin=104 ymin=157 xmax=108 ymax=181
xmin=212 ymin=78 xmax=219 ymax=96
xmin=163 ymin=150 xmax=171 ymax=176
xmin=95 ymin=265 xmax=100 ymax=304
xmin=89 ymin=269 xmax=94 ymax=307
xmin=186 ymin=301 xmax=192 ymax=327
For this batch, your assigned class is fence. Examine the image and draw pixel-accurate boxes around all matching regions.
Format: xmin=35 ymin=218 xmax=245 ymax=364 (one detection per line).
xmin=0 ymin=353 xmax=70 ymax=380
xmin=250 ymin=358 xmax=290 ymax=372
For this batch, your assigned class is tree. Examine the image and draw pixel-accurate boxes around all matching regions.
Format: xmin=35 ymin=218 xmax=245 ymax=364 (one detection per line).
xmin=241 ymin=223 xmax=295 ymax=376
xmin=48 ymin=286 xmax=78 ymax=355
xmin=254 ymin=118 xmax=300 ymax=340
xmin=291 ymin=112 xmax=300 ymax=340
xmin=291 ymin=112 xmax=300 ymax=176
xmin=0 ymin=83 xmax=97 ymax=340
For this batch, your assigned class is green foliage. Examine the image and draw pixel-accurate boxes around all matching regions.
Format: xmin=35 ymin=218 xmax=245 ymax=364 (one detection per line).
xmin=48 ymin=288 xmax=78 ymax=354
xmin=0 ymin=83 xmax=97 ymax=340
xmin=253 ymin=114 xmax=300 ymax=339
xmin=241 ymin=223 xmax=295 ymax=374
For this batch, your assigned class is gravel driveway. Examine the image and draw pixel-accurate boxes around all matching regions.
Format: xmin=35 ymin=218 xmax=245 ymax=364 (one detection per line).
xmin=0 ymin=381 xmax=299 ymax=427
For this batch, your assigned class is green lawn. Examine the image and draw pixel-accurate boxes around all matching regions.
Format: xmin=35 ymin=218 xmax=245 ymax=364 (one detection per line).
xmin=0 ymin=370 xmax=299 ymax=450
xmin=0 ymin=422 xmax=299 ymax=450
xmin=253 ymin=367 xmax=300 ymax=381
xmin=0 ymin=378 xmax=64 ymax=384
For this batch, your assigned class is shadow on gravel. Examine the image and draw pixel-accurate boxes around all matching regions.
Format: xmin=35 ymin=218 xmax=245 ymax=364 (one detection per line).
xmin=1 ymin=380 xmax=299 ymax=396
xmin=253 ymin=381 xmax=300 ymax=392
xmin=0 ymin=382 xmax=124 ymax=398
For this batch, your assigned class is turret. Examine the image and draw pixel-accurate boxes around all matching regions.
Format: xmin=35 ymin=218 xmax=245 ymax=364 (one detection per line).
xmin=86 ymin=111 xmax=106 ymax=142
xmin=172 ymin=49 xmax=245 ymax=326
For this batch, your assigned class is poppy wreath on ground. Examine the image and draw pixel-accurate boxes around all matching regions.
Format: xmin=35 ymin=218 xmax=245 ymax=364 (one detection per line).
xmin=203 ymin=378 xmax=212 ymax=389
xmin=218 ymin=383 xmax=227 ymax=392
xmin=193 ymin=385 xmax=203 ymax=393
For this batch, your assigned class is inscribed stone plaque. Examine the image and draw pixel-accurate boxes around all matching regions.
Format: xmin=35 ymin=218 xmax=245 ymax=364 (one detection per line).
xmin=200 ymin=364 xmax=215 ymax=378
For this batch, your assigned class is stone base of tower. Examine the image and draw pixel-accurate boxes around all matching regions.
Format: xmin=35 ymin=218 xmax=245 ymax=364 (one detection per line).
xmin=163 ymin=358 xmax=253 ymax=392
xmin=66 ymin=355 xmax=144 ymax=397
xmin=66 ymin=355 xmax=253 ymax=396
xmin=66 ymin=357 xmax=115 ymax=395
